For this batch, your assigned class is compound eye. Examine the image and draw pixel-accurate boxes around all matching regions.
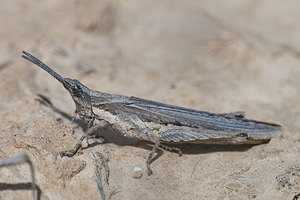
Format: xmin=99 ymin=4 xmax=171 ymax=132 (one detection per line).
xmin=72 ymin=85 xmax=83 ymax=97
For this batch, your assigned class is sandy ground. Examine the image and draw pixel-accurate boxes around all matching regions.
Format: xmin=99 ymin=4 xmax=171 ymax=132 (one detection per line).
xmin=0 ymin=0 xmax=300 ymax=199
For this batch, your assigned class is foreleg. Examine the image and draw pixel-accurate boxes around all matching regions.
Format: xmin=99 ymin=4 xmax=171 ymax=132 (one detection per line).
xmin=61 ymin=120 xmax=107 ymax=157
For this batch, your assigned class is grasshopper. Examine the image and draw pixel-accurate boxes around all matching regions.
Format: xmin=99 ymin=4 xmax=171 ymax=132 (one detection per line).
xmin=22 ymin=51 xmax=281 ymax=175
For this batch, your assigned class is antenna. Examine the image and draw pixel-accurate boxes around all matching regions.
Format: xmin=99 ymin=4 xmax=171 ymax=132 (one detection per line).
xmin=22 ymin=51 xmax=65 ymax=85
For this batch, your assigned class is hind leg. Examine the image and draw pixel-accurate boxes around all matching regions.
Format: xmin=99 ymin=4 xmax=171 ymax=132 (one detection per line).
xmin=146 ymin=141 xmax=160 ymax=176
xmin=146 ymin=140 xmax=182 ymax=175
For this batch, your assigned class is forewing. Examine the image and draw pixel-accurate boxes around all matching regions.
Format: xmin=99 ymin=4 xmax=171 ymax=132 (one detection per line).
xmin=122 ymin=96 xmax=280 ymax=135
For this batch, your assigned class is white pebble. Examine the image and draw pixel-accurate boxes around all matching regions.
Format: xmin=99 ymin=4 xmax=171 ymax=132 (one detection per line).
xmin=132 ymin=167 xmax=143 ymax=179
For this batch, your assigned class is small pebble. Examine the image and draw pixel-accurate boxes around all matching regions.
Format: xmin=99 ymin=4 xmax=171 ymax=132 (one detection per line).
xmin=132 ymin=167 xmax=143 ymax=179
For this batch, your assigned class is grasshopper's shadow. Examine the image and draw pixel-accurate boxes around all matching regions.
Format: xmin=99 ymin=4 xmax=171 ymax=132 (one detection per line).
xmin=85 ymin=128 xmax=164 ymax=164
xmin=82 ymin=127 xmax=141 ymax=151
xmin=175 ymin=143 xmax=255 ymax=154
xmin=86 ymin=128 xmax=256 ymax=166
xmin=36 ymin=94 xmax=87 ymax=129
xmin=0 ymin=182 xmax=42 ymax=200
xmin=91 ymin=128 xmax=256 ymax=154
